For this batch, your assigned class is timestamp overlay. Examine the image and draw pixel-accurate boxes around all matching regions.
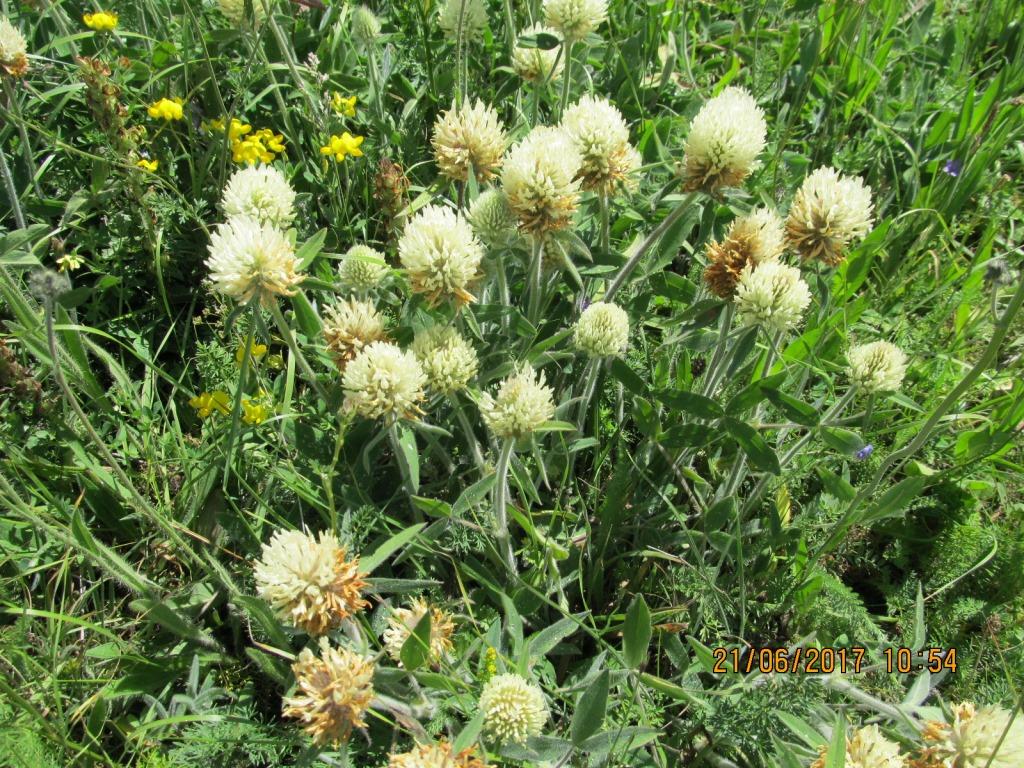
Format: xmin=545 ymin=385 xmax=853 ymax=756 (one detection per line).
xmin=711 ymin=646 xmax=958 ymax=675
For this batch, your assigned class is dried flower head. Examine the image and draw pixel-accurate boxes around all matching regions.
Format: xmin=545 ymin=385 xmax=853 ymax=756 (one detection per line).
xmin=438 ymin=0 xmax=488 ymax=42
xmin=847 ymin=341 xmax=907 ymax=393
xmin=254 ymin=529 xmax=369 ymax=635
xmin=218 ymin=0 xmax=267 ymax=26
xmin=512 ymin=24 xmax=564 ymax=84
xmin=542 ymin=0 xmax=608 ymax=42
xmin=351 ymin=5 xmax=382 ymax=45
xmin=574 ymin=301 xmax=629 ymax=357
xmin=810 ymin=725 xmax=906 ymax=768
xmin=704 ymin=208 xmax=786 ymax=298
xmin=681 ymin=86 xmax=767 ymax=193
xmin=734 ymin=260 xmax=811 ymax=333
xmin=411 ymin=326 xmax=479 ymax=394
xmin=221 ymin=165 xmax=296 ymax=227
xmin=206 ymin=218 xmax=303 ymax=306
xmin=480 ymin=672 xmax=549 ymax=744
xmin=389 ymin=740 xmax=490 ymax=768
xmin=322 ymin=298 xmax=388 ymax=369
xmin=561 ymin=95 xmax=641 ymax=194
xmin=501 ymin=126 xmax=581 ymax=236
xmin=480 ymin=366 xmax=555 ymax=440
xmin=0 ymin=16 xmax=29 ymax=78
xmin=283 ymin=638 xmax=375 ymax=746
xmin=468 ymin=189 xmax=518 ymax=248
xmin=399 ymin=205 xmax=484 ymax=306
xmin=339 ymin=244 xmax=390 ymax=290
xmin=382 ymin=597 xmax=457 ymax=665
xmin=432 ymin=100 xmax=507 ymax=183
xmin=786 ymin=166 xmax=874 ymax=265
xmin=919 ymin=702 xmax=1024 ymax=768
xmin=343 ymin=341 xmax=427 ymax=420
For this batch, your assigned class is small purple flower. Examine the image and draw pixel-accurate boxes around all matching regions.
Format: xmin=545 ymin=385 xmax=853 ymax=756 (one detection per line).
xmin=943 ymin=159 xmax=962 ymax=177
xmin=855 ymin=444 xmax=874 ymax=460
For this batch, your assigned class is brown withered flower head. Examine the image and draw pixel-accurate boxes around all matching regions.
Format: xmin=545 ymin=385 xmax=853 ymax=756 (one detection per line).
xmin=704 ymin=207 xmax=785 ymax=298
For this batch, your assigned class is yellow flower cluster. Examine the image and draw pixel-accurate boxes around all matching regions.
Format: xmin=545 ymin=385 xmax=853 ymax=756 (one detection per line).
xmin=136 ymin=158 xmax=158 ymax=172
xmin=188 ymin=387 xmax=271 ymax=424
xmin=83 ymin=11 xmax=118 ymax=31
xmin=207 ymin=117 xmax=286 ymax=165
xmin=147 ymin=97 xmax=184 ymax=121
xmin=320 ymin=132 xmax=365 ymax=162
xmin=332 ymin=93 xmax=357 ymax=117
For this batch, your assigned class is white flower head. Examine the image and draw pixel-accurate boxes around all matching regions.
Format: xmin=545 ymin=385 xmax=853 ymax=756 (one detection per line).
xmin=343 ymin=341 xmax=427 ymax=420
xmin=786 ymin=166 xmax=874 ymax=265
xmin=468 ymin=189 xmax=518 ymax=248
xmin=542 ymin=0 xmax=608 ymax=42
xmin=339 ymin=244 xmax=390 ymax=290
xmin=218 ymin=0 xmax=268 ymax=26
xmin=847 ymin=341 xmax=907 ymax=393
xmin=411 ymin=326 xmax=479 ymax=394
xmin=438 ymin=0 xmax=488 ymax=42
xmin=512 ymin=24 xmax=564 ymax=84
xmin=432 ymin=99 xmax=508 ymax=183
xmin=0 ymin=15 xmax=29 ymax=78
xmin=480 ymin=673 xmax=549 ymax=744
xmin=561 ymin=95 xmax=641 ymax=193
xmin=382 ymin=597 xmax=456 ymax=665
xmin=681 ymin=86 xmax=767 ymax=192
xmin=351 ymin=5 xmax=382 ymax=45
xmin=480 ymin=366 xmax=555 ymax=440
xmin=734 ymin=260 xmax=811 ymax=333
xmin=501 ymin=126 xmax=581 ymax=235
xmin=921 ymin=702 xmax=1024 ymax=768
xmin=811 ymin=725 xmax=905 ymax=768
xmin=574 ymin=301 xmax=629 ymax=357
xmin=388 ymin=741 xmax=489 ymax=768
xmin=221 ymin=165 xmax=296 ymax=227
xmin=704 ymin=207 xmax=786 ymax=299
xmin=206 ymin=218 xmax=303 ymax=306
xmin=322 ymin=297 xmax=388 ymax=368
xmin=399 ymin=204 xmax=484 ymax=306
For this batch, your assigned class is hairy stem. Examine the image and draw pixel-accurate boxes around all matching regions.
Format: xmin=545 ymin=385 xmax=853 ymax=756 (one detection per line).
xmin=492 ymin=439 xmax=517 ymax=576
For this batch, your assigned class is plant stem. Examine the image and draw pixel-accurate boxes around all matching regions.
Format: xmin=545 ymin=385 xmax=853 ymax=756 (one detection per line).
xmin=492 ymin=439 xmax=517 ymax=576
xmin=558 ymin=40 xmax=574 ymax=117
xmin=388 ymin=421 xmax=417 ymax=497
xmin=0 ymin=139 xmax=25 ymax=229
xmin=267 ymin=299 xmax=329 ymax=402
xmin=222 ymin=304 xmax=258 ymax=490
xmin=455 ymin=0 xmax=468 ymax=106
xmin=452 ymin=395 xmax=485 ymax=470
xmin=527 ymin=236 xmax=544 ymax=325
xmin=700 ymin=304 xmax=735 ymax=397
xmin=576 ymin=357 xmax=601 ymax=432
xmin=598 ymin=190 xmax=610 ymax=256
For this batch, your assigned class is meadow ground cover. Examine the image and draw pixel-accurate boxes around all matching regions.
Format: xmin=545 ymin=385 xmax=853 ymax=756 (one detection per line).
xmin=1 ymin=0 xmax=1023 ymax=766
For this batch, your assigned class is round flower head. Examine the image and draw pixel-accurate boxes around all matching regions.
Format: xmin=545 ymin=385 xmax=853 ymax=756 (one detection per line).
xmin=218 ymin=0 xmax=268 ymax=25
xmin=398 ymin=205 xmax=484 ymax=306
xmin=468 ymin=189 xmax=518 ymax=248
xmin=561 ymin=95 xmax=641 ymax=194
xmin=351 ymin=5 xmax=381 ymax=45
xmin=221 ymin=165 xmax=296 ymax=227
xmin=512 ymin=24 xmax=564 ymax=84
xmin=432 ymin=100 xmax=507 ymax=183
xmin=704 ymin=208 xmax=786 ymax=299
xmin=681 ymin=86 xmax=767 ymax=193
xmin=542 ymin=0 xmax=608 ymax=42
xmin=254 ymin=529 xmax=369 ymax=635
xmin=810 ymin=725 xmax=905 ymax=768
xmin=206 ymin=218 xmax=303 ymax=306
xmin=438 ymin=0 xmax=488 ymax=42
xmin=479 ymin=673 xmax=549 ymax=744
xmin=339 ymin=244 xmax=389 ymax=290
xmin=847 ymin=341 xmax=907 ymax=393
xmin=0 ymin=16 xmax=29 ymax=78
xmin=411 ymin=326 xmax=479 ymax=394
xmin=343 ymin=341 xmax=427 ymax=420
xmin=382 ymin=597 xmax=457 ymax=665
xmin=574 ymin=301 xmax=629 ymax=357
xmin=283 ymin=638 xmax=375 ymax=746
xmin=786 ymin=166 xmax=874 ymax=265
xmin=734 ymin=260 xmax=811 ymax=334
xmin=501 ymin=126 xmax=581 ymax=236
xmin=389 ymin=741 xmax=490 ymax=768
xmin=480 ymin=366 xmax=555 ymax=440
xmin=919 ymin=702 xmax=1024 ymax=768
xmin=322 ymin=298 xmax=388 ymax=369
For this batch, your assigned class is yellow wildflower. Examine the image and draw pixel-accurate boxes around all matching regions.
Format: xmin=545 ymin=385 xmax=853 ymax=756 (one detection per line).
xmin=57 ymin=252 xmax=84 ymax=272
xmin=256 ymin=127 xmax=285 ymax=154
xmin=230 ymin=127 xmax=285 ymax=165
xmin=241 ymin=390 xmax=271 ymax=424
xmin=83 ymin=11 xmax=118 ymax=31
xmin=204 ymin=117 xmax=226 ymax=133
xmin=136 ymin=158 xmax=159 ymax=172
xmin=147 ymin=97 xmax=184 ymax=121
xmin=332 ymin=94 xmax=357 ymax=117
xmin=320 ymin=132 xmax=364 ymax=162
xmin=227 ymin=118 xmax=252 ymax=141
xmin=235 ymin=341 xmax=268 ymax=365
xmin=190 ymin=391 xmax=231 ymax=418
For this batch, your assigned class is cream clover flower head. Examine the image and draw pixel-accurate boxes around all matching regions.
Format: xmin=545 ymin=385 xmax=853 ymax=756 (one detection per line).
xmin=919 ymin=703 xmax=1024 ymax=768
xmin=342 ymin=341 xmax=427 ymax=420
xmin=810 ymin=725 xmax=905 ymax=768
xmin=398 ymin=204 xmax=484 ymax=306
xmin=512 ymin=24 xmax=564 ymax=84
xmin=786 ymin=166 xmax=874 ymax=266
xmin=206 ymin=218 xmax=303 ymax=306
xmin=388 ymin=740 xmax=490 ymax=768
xmin=681 ymin=86 xmax=767 ymax=193
xmin=542 ymin=0 xmax=608 ymax=42
xmin=339 ymin=244 xmax=389 ymax=290
xmin=734 ymin=260 xmax=811 ymax=333
xmin=254 ymin=529 xmax=369 ymax=635
xmin=847 ymin=341 xmax=907 ymax=393
xmin=221 ymin=165 xmax=296 ymax=227
xmin=0 ymin=15 xmax=29 ymax=78
xmin=561 ymin=95 xmax=641 ymax=194
xmin=501 ymin=126 xmax=581 ymax=236
xmin=411 ymin=326 xmax=479 ymax=394
xmin=382 ymin=597 xmax=456 ymax=665
xmin=704 ymin=207 xmax=785 ymax=299
xmin=283 ymin=638 xmax=375 ymax=746
xmin=438 ymin=0 xmax=488 ymax=42
xmin=322 ymin=298 xmax=388 ymax=369
xmin=574 ymin=301 xmax=629 ymax=357
xmin=480 ymin=366 xmax=555 ymax=440
xmin=468 ymin=189 xmax=518 ymax=248
xmin=479 ymin=672 xmax=549 ymax=744
xmin=432 ymin=99 xmax=507 ymax=183
xmin=218 ymin=0 xmax=268 ymax=26
xmin=351 ymin=5 xmax=382 ymax=45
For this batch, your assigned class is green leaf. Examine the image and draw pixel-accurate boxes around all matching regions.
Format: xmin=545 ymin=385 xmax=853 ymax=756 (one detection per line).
xmin=571 ymin=668 xmax=609 ymax=746
xmin=399 ymin=609 xmax=432 ymax=670
xmin=819 ymin=426 xmax=866 ymax=454
xmin=528 ymin=615 xmax=582 ymax=658
xmin=610 ymin=358 xmax=646 ymax=396
xmin=395 ymin=423 xmax=420 ymax=493
xmin=655 ymin=389 xmax=723 ymax=419
xmin=622 ymin=594 xmax=651 ymax=668
xmin=452 ymin=474 xmax=497 ymax=518
xmin=824 ymin=714 xmax=847 ymax=768
xmin=763 ymin=388 xmax=819 ymax=426
xmin=862 ymin=476 xmax=928 ymax=524
xmin=722 ymin=417 xmax=781 ymax=475
xmin=295 ymin=228 xmax=327 ymax=270
xmin=536 ymin=420 xmax=578 ymax=433
xmin=453 ymin=711 xmax=485 ymax=752
xmin=361 ymin=523 xmax=426 ymax=573
xmin=816 ymin=468 xmax=856 ymax=502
